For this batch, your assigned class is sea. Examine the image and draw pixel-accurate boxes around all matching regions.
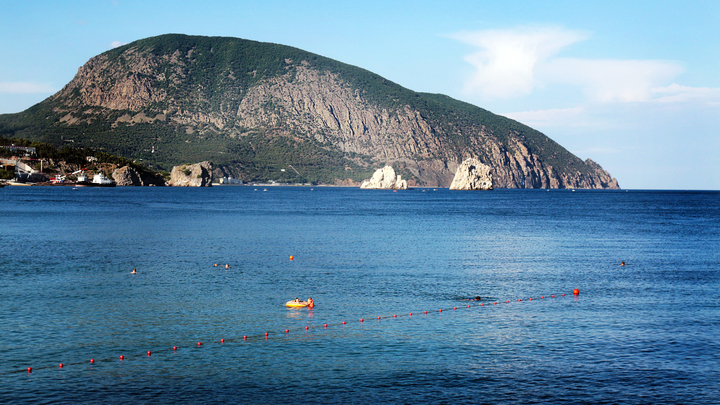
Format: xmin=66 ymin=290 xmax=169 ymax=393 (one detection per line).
xmin=0 ymin=186 xmax=718 ymax=404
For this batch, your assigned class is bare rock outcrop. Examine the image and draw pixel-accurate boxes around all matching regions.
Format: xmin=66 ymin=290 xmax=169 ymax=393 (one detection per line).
xmin=360 ymin=166 xmax=408 ymax=189
xmin=449 ymin=158 xmax=493 ymax=190
xmin=112 ymin=166 xmax=144 ymax=186
xmin=169 ymin=161 xmax=213 ymax=187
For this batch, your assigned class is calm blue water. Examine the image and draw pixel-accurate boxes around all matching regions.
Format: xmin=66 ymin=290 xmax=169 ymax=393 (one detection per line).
xmin=1 ymin=186 xmax=718 ymax=404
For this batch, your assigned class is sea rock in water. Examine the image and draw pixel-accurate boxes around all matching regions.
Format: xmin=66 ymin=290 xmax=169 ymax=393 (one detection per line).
xmin=449 ymin=158 xmax=493 ymax=190
xmin=360 ymin=166 xmax=408 ymax=189
xmin=112 ymin=166 xmax=144 ymax=186
xmin=169 ymin=161 xmax=213 ymax=187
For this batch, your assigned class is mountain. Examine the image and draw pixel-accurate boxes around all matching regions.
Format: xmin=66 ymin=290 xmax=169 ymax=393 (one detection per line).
xmin=0 ymin=34 xmax=619 ymax=188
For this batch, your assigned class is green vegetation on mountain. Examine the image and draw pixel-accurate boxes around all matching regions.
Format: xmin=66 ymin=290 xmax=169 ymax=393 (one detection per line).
xmin=0 ymin=34 xmax=618 ymax=188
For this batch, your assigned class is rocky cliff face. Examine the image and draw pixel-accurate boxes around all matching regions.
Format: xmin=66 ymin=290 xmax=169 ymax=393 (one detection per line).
xmin=29 ymin=34 xmax=619 ymax=189
xmin=169 ymin=161 xmax=213 ymax=187
xmin=449 ymin=158 xmax=493 ymax=190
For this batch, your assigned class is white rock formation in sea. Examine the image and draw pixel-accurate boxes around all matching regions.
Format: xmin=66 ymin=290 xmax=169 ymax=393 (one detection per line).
xmin=360 ymin=166 xmax=408 ymax=189
xmin=169 ymin=161 xmax=213 ymax=187
xmin=112 ymin=166 xmax=143 ymax=186
xmin=449 ymin=158 xmax=493 ymax=190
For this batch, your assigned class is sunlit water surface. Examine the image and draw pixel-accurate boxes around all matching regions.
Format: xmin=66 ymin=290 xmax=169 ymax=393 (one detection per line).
xmin=1 ymin=187 xmax=718 ymax=404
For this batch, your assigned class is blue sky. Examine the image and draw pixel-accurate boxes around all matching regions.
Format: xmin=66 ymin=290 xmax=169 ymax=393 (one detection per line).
xmin=1 ymin=0 xmax=718 ymax=189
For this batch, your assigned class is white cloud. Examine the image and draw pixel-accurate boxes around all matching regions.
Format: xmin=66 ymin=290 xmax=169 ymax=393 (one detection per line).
xmin=110 ymin=41 xmax=127 ymax=49
xmin=650 ymin=83 xmax=720 ymax=103
xmin=450 ymin=26 xmax=688 ymax=104
xmin=543 ymin=58 xmax=683 ymax=103
xmin=0 ymin=82 xmax=56 ymax=94
xmin=449 ymin=26 xmax=587 ymax=99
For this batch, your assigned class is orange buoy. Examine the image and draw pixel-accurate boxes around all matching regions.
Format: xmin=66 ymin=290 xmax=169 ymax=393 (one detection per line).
xmin=573 ymin=288 xmax=580 ymax=295
xmin=289 ymin=255 xmax=294 ymax=261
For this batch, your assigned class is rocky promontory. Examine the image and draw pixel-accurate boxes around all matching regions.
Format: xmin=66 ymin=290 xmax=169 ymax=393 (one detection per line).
xmin=169 ymin=161 xmax=213 ymax=187
xmin=449 ymin=158 xmax=493 ymax=190
xmin=360 ymin=166 xmax=408 ymax=189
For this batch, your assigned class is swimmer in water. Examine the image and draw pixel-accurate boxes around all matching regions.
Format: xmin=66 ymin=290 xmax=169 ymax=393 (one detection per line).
xmin=132 ymin=268 xmax=137 ymax=274
xmin=307 ymin=298 xmax=314 ymax=308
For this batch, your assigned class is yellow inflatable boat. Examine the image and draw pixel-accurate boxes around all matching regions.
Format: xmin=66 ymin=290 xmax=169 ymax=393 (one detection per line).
xmin=286 ymin=300 xmax=314 ymax=308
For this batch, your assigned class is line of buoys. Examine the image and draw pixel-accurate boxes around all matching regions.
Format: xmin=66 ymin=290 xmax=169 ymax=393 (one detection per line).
xmin=17 ymin=290 xmax=576 ymax=375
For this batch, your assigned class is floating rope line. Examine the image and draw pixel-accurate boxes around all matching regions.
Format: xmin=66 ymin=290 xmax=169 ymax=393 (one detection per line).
xmin=10 ymin=291 xmax=576 ymax=375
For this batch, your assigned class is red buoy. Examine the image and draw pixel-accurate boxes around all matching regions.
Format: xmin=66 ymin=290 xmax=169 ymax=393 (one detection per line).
xmin=221 ymin=338 xmax=225 ymax=343
xmin=265 ymin=332 xmax=268 ymax=338
xmin=173 ymin=346 xmax=177 ymax=351
xmin=552 ymin=295 xmax=555 ymax=298
xmin=424 ymin=311 xmax=427 ymax=314
xmin=468 ymin=305 xmax=471 ymax=308
xmin=305 ymin=326 xmax=309 ymax=330
xmin=541 ymin=296 xmax=544 ymax=299
xmin=394 ymin=314 xmax=397 ymax=318
xmin=120 ymin=355 xmax=124 ymax=361
xmin=59 ymin=363 xmax=63 ymax=368
xmin=481 ymin=303 xmax=484 ymax=306
xmin=147 ymin=351 xmax=151 ymax=356
xmin=360 ymin=318 xmax=364 ymax=322
xmin=342 ymin=321 xmax=346 ymax=324
xmin=198 ymin=342 xmax=202 ymax=346
xmin=573 ymin=288 xmax=580 ymax=295
xmin=494 ymin=302 xmax=497 ymax=305
xmin=243 ymin=336 xmax=247 ymax=340
xmin=285 ymin=329 xmax=289 ymax=333
xmin=563 ymin=293 xmax=565 ymax=296
xmin=27 ymin=367 xmax=32 ymax=373
xmin=454 ymin=307 xmax=457 ymax=310
xmin=377 ymin=316 xmax=381 ymax=320
xmin=507 ymin=300 xmax=510 ymax=303
xmin=90 ymin=359 xmax=95 ymax=363
xmin=324 ymin=324 xmax=327 ymax=328
xmin=409 ymin=313 xmax=412 ymax=316
xmin=529 ymin=298 xmax=533 ymax=301
xmin=439 ymin=309 xmax=442 ymax=312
